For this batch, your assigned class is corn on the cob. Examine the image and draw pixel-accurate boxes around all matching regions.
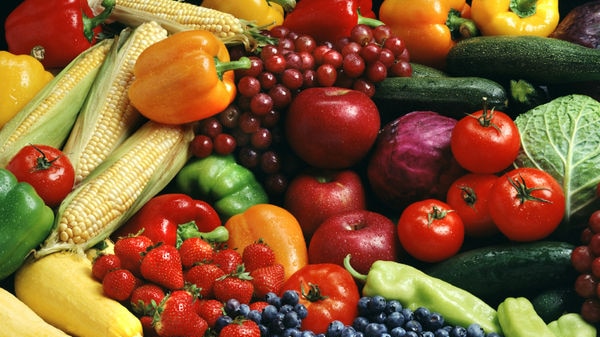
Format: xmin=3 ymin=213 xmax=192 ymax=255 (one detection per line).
xmin=15 ymin=251 xmax=142 ymax=337
xmin=36 ymin=121 xmax=194 ymax=257
xmin=63 ymin=21 xmax=168 ymax=185
xmin=0 ymin=287 xmax=72 ymax=337
xmin=92 ymin=0 xmax=264 ymax=49
xmin=0 ymin=39 xmax=113 ymax=168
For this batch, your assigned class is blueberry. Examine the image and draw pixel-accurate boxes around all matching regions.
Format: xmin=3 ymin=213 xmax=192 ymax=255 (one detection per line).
xmin=390 ymin=327 xmax=407 ymax=337
xmin=328 ymin=320 xmax=346 ymax=337
xmin=301 ymin=331 xmax=317 ymax=337
xmin=353 ymin=316 xmax=370 ymax=332
xmin=370 ymin=311 xmax=387 ymax=324
xmin=269 ymin=318 xmax=286 ymax=334
xmin=405 ymin=332 xmax=419 ymax=337
xmin=385 ymin=300 xmax=403 ymax=314
xmin=262 ymin=305 xmax=280 ymax=322
xmin=364 ymin=322 xmax=388 ymax=337
xmin=413 ymin=307 xmax=431 ymax=323
xmin=280 ymin=304 xmax=295 ymax=314
xmin=214 ymin=315 xmax=233 ymax=332
xmin=434 ymin=328 xmax=450 ymax=337
xmin=283 ymin=311 xmax=300 ymax=328
xmin=367 ymin=296 xmax=388 ymax=315
xmin=294 ymin=303 xmax=309 ymax=320
xmin=485 ymin=333 xmax=502 ymax=337
xmin=449 ymin=326 xmax=467 ymax=337
xmin=247 ymin=310 xmax=262 ymax=324
xmin=238 ymin=303 xmax=251 ymax=317
xmin=384 ymin=311 xmax=405 ymax=329
xmin=259 ymin=324 xmax=269 ymax=336
xmin=358 ymin=297 xmax=372 ymax=316
xmin=401 ymin=308 xmax=414 ymax=321
xmin=420 ymin=332 xmax=435 ymax=337
xmin=224 ymin=298 xmax=241 ymax=316
xmin=266 ymin=292 xmax=282 ymax=307
xmin=466 ymin=324 xmax=485 ymax=337
xmin=283 ymin=328 xmax=302 ymax=337
xmin=341 ymin=326 xmax=359 ymax=337
xmin=282 ymin=290 xmax=300 ymax=306
xmin=404 ymin=320 xmax=422 ymax=333
xmin=423 ymin=312 xmax=444 ymax=331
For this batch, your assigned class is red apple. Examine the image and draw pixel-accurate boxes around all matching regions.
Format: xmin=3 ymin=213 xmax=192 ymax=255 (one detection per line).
xmin=308 ymin=210 xmax=400 ymax=275
xmin=284 ymin=169 xmax=367 ymax=240
xmin=284 ymin=87 xmax=380 ymax=169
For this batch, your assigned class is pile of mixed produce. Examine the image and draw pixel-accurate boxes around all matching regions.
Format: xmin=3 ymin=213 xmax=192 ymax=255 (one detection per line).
xmin=1 ymin=0 xmax=600 ymax=336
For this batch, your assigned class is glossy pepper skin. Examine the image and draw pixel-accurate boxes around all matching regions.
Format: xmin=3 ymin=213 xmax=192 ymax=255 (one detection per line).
xmin=379 ymin=0 xmax=479 ymax=69
xmin=548 ymin=313 xmax=597 ymax=337
xmin=282 ymin=0 xmax=382 ymax=44
xmin=225 ymin=204 xmax=308 ymax=280
xmin=112 ymin=193 xmax=222 ymax=247
xmin=497 ymin=297 xmax=556 ymax=337
xmin=4 ymin=0 xmax=114 ymax=69
xmin=175 ymin=154 xmax=268 ymax=221
xmin=0 ymin=51 xmax=53 ymax=128
xmin=0 ymin=168 xmax=54 ymax=280
xmin=128 ymin=30 xmax=251 ymax=125
xmin=471 ymin=0 xmax=560 ymax=37
xmin=201 ymin=0 xmax=297 ymax=29
xmin=344 ymin=256 xmax=502 ymax=334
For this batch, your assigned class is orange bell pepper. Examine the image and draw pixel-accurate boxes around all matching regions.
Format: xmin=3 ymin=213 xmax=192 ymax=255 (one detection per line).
xmin=378 ymin=0 xmax=479 ymax=69
xmin=225 ymin=203 xmax=308 ymax=280
xmin=128 ymin=30 xmax=250 ymax=125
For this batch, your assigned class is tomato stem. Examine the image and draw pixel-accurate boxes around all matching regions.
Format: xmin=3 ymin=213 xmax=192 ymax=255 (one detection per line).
xmin=31 ymin=144 xmax=62 ymax=172
xmin=508 ymin=174 xmax=552 ymax=204
xmin=427 ymin=206 xmax=450 ymax=225
xmin=300 ymin=281 xmax=329 ymax=302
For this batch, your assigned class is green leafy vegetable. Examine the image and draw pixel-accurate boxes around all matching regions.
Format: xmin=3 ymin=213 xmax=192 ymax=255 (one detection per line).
xmin=514 ymin=94 xmax=600 ymax=225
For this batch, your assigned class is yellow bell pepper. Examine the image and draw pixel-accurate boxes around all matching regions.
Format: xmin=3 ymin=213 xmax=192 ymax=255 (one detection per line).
xmin=0 ymin=51 xmax=53 ymax=128
xmin=470 ymin=0 xmax=559 ymax=37
xmin=201 ymin=0 xmax=296 ymax=29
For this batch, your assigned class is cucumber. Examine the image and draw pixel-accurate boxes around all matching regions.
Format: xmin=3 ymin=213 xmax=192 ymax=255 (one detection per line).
xmin=446 ymin=35 xmax=600 ymax=84
xmin=372 ymin=75 xmax=508 ymax=121
xmin=530 ymin=287 xmax=581 ymax=324
xmin=409 ymin=62 xmax=447 ymax=78
xmin=425 ymin=241 xmax=578 ymax=307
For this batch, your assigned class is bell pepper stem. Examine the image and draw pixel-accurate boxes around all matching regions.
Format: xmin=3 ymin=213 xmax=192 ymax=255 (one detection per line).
xmin=510 ymin=0 xmax=537 ymax=18
xmin=343 ymin=254 xmax=368 ymax=283
xmin=446 ymin=8 xmax=479 ymax=40
xmin=176 ymin=221 xmax=229 ymax=246
xmin=268 ymin=0 xmax=296 ymax=13
xmin=82 ymin=0 xmax=115 ymax=42
xmin=357 ymin=9 xmax=384 ymax=27
xmin=215 ymin=56 xmax=252 ymax=81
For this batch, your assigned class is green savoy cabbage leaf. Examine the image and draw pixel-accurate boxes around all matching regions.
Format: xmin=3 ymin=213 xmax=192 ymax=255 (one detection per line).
xmin=514 ymin=94 xmax=600 ymax=225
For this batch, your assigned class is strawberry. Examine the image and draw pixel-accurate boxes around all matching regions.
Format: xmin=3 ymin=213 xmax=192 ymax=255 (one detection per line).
xmin=130 ymin=283 xmax=166 ymax=316
xmin=139 ymin=315 xmax=160 ymax=337
xmin=213 ymin=265 xmax=254 ymax=304
xmin=249 ymin=300 xmax=269 ymax=312
xmin=178 ymin=237 xmax=215 ymax=269
xmin=114 ymin=234 xmax=153 ymax=276
xmin=219 ymin=318 xmax=261 ymax=337
xmin=102 ymin=268 xmax=141 ymax=301
xmin=250 ymin=263 xmax=285 ymax=299
xmin=212 ymin=248 xmax=243 ymax=274
xmin=91 ymin=253 xmax=121 ymax=281
xmin=184 ymin=263 xmax=226 ymax=298
xmin=153 ymin=290 xmax=205 ymax=337
xmin=241 ymin=240 xmax=276 ymax=272
xmin=140 ymin=243 xmax=185 ymax=290
xmin=195 ymin=298 xmax=225 ymax=328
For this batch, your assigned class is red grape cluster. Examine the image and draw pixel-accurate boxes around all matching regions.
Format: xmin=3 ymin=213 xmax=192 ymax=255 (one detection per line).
xmin=190 ymin=23 xmax=412 ymax=199
xmin=570 ymin=209 xmax=600 ymax=323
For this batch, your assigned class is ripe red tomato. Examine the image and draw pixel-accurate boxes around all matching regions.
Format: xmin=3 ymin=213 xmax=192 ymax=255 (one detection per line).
xmin=450 ymin=105 xmax=520 ymax=174
xmin=6 ymin=144 xmax=75 ymax=208
xmin=396 ymin=199 xmax=464 ymax=263
xmin=446 ymin=173 xmax=499 ymax=238
xmin=488 ymin=167 xmax=565 ymax=242
xmin=279 ymin=263 xmax=360 ymax=334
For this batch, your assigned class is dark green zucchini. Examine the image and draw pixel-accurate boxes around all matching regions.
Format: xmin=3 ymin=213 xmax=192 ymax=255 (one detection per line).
xmin=425 ymin=241 xmax=578 ymax=307
xmin=446 ymin=35 xmax=600 ymax=84
xmin=530 ymin=287 xmax=582 ymax=323
xmin=409 ymin=62 xmax=447 ymax=78
xmin=372 ymin=75 xmax=508 ymax=121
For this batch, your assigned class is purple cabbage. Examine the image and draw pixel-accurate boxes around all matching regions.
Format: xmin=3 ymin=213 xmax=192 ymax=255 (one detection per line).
xmin=367 ymin=111 xmax=465 ymax=211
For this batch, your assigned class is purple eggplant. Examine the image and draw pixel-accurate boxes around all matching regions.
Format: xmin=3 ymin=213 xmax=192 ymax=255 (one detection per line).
xmin=550 ymin=1 xmax=600 ymax=48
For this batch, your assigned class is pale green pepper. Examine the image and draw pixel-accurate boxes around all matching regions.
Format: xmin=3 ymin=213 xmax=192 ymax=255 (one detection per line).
xmin=344 ymin=255 xmax=502 ymax=334
xmin=497 ymin=297 xmax=555 ymax=337
xmin=548 ymin=313 xmax=596 ymax=337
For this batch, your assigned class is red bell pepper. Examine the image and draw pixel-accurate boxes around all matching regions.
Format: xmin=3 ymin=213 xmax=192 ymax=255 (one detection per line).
xmin=283 ymin=0 xmax=382 ymax=44
xmin=112 ymin=193 xmax=223 ymax=247
xmin=4 ymin=0 xmax=114 ymax=69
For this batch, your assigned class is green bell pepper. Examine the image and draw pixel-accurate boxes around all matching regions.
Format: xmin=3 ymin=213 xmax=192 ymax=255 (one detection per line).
xmin=497 ymin=297 xmax=556 ymax=337
xmin=175 ymin=154 xmax=268 ymax=221
xmin=548 ymin=313 xmax=596 ymax=337
xmin=344 ymin=255 xmax=502 ymax=334
xmin=0 ymin=168 xmax=54 ymax=280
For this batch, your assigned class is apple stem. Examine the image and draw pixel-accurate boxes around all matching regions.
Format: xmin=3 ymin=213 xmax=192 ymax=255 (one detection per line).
xmin=343 ymin=254 xmax=367 ymax=282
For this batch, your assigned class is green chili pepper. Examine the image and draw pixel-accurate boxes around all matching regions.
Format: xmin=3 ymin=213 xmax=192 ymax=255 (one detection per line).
xmin=548 ymin=313 xmax=596 ymax=337
xmin=175 ymin=154 xmax=268 ymax=221
xmin=343 ymin=255 xmax=502 ymax=334
xmin=497 ymin=297 xmax=556 ymax=337
xmin=0 ymin=168 xmax=54 ymax=280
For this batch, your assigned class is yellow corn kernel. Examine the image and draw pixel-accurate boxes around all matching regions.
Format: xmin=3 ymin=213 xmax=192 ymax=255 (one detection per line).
xmin=37 ymin=121 xmax=194 ymax=257
xmin=95 ymin=0 xmax=258 ymax=48
xmin=0 ymin=39 xmax=113 ymax=167
xmin=63 ymin=22 xmax=169 ymax=185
